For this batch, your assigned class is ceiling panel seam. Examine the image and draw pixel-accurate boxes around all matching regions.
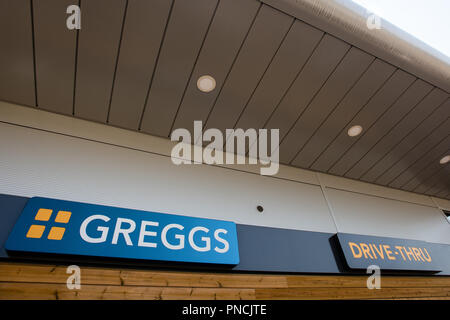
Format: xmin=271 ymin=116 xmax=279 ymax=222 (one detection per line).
xmin=377 ymin=127 xmax=450 ymax=186
xmin=168 ymin=0 xmax=222 ymax=136
xmin=433 ymin=188 xmax=450 ymax=198
xmin=432 ymin=189 xmax=449 ymax=198
xmin=325 ymin=73 xmax=417 ymax=174
xmin=30 ymin=0 xmax=38 ymax=107
xmin=106 ymin=0 xmax=129 ymax=124
xmin=137 ymin=0 xmax=175 ymax=131
xmin=409 ymin=154 xmax=450 ymax=193
xmin=374 ymin=128 xmax=450 ymax=186
xmin=243 ymin=30 xmax=326 ymax=158
xmin=71 ymin=0 xmax=81 ymax=116
xmin=287 ymin=56 xmax=377 ymax=165
xmin=169 ymin=1 xmax=263 ymax=139
xmin=277 ymin=43 xmax=353 ymax=148
xmin=307 ymin=66 xmax=398 ymax=169
xmin=229 ymin=19 xmax=296 ymax=133
xmin=419 ymin=167 xmax=450 ymax=195
xmin=392 ymin=141 xmax=450 ymax=188
xmin=436 ymin=190 xmax=450 ymax=199
xmin=342 ymin=83 xmax=435 ymax=177
xmin=219 ymin=18 xmax=297 ymax=150
xmin=426 ymin=181 xmax=450 ymax=197
xmin=435 ymin=180 xmax=450 ymax=195
xmin=202 ymin=5 xmax=296 ymax=140
xmin=412 ymin=165 xmax=449 ymax=193
xmin=359 ymin=96 xmax=450 ymax=181
xmin=200 ymin=3 xmax=263 ymax=136
xmin=258 ymin=32 xmax=326 ymax=134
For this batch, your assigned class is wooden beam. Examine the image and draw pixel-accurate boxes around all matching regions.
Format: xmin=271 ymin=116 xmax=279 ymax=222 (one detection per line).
xmin=1 ymin=262 xmax=449 ymax=300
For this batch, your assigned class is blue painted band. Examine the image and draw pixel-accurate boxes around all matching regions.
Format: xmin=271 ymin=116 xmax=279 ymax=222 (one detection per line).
xmin=1 ymin=194 xmax=450 ymax=275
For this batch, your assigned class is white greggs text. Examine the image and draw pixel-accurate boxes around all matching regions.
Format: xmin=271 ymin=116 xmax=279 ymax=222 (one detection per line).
xmin=79 ymin=215 xmax=230 ymax=253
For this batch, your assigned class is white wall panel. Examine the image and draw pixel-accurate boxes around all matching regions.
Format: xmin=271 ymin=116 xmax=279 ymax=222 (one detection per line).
xmin=326 ymin=188 xmax=450 ymax=244
xmin=0 ymin=101 xmax=320 ymax=186
xmin=318 ymin=173 xmax=434 ymax=207
xmin=0 ymin=122 xmax=335 ymax=233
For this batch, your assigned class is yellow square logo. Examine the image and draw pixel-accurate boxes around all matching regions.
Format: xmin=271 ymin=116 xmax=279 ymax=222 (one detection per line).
xmin=35 ymin=208 xmax=52 ymax=221
xmin=27 ymin=208 xmax=71 ymax=241
xmin=47 ymin=227 xmax=65 ymax=240
xmin=26 ymin=225 xmax=46 ymax=238
xmin=55 ymin=211 xmax=71 ymax=223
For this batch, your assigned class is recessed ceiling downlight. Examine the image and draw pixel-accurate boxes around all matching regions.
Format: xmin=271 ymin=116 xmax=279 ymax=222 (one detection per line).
xmin=197 ymin=75 xmax=216 ymax=93
xmin=440 ymin=155 xmax=450 ymax=164
xmin=347 ymin=125 xmax=363 ymax=137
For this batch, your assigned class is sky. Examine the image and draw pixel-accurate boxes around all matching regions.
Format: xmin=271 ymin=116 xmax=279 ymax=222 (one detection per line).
xmin=351 ymin=0 xmax=450 ymax=58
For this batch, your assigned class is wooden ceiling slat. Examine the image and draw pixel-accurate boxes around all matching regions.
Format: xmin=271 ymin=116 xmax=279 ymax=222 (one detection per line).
xmin=203 ymin=5 xmax=294 ymax=137
xmin=310 ymin=70 xmax=416 ymax=173
xmin=231 ymin=20 xmax=324 ymax=157
xmin=281 ymin=47 xmax=375 ymax=164
xmin=170 ymin=0 xmax=261 ymax=138
xmin=403 ymin=151 xmax=450 ymax=192
xmin=435 ymin=188 xmax=450 ymax=200
xmin=264 ymin=35 xmax=350 ymax=142
xmin=388 ymin=133 xmax=450 ymax=189
xmin=424 ymin=176 xmax=450 ymax=197
xmin=139 ymin=0 xmax=218 ymax=137
xmin=361 ymin=98 xmax=450 ymax=183
xmin=294 ymin=59 xmax=395 ymax=169
xmin=33 ymin=0 xmax=78 ymax=115
xmin=375 ymin=119 xmax=450 ymax=186
xmin=74 ymin=0 xmax=127 ymax=122
xmin=414 ymin=166 xmax=450 ymax=195
xmin=339 ymin=84 xmax=447 ymax=179
xmin=233 ymin=20 xmax=323 ymax=139
xmin=347 ymin=88 xmax=449 ymax=180
xmin=329 ymin=79 xmax=433 ymax=176
xmin=0 ymin=0 xmax=35 ymax=107
xmin=107 ymin=0 xmax=173 ymax=130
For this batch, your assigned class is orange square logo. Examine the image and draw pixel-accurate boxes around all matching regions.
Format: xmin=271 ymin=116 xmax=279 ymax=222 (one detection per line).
xmin=35 ymin=208 xmax=52 ymax=221
xmin=47 ymin=227 xmax=65 ymax=240
xmin=55 ymin=211 xmax=71 ymax=223
xmin=26 ymin=225 xmax=46 ymax=238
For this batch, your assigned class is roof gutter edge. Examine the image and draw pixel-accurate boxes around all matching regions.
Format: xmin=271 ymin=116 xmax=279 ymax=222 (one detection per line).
xmin=261 ymin=0 xmax=450 ymax=93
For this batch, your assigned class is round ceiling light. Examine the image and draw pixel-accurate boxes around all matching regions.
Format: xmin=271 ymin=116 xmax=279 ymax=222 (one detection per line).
xmin=197 ymin=75 xmax=216 ymax=93
xmin=439 ymin=155 xmax=450 ymax=164
xmin=347 ymin=125 xmax=363 ymax=137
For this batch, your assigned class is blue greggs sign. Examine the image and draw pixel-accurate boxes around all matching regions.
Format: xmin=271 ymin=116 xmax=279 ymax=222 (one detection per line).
xmin=6 ymin=197 xmax=239 ymax=265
